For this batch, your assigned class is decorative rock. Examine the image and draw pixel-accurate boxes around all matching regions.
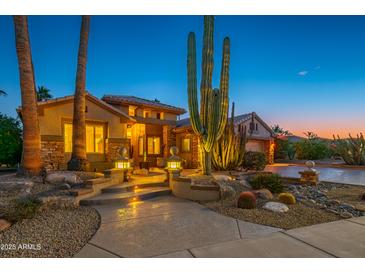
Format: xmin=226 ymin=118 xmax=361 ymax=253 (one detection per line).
xmin=59 ymin=183 xmax=71 ymax=190
xmin=0 ymin=219 xmax=11 ymax=232
xmin=46 ymin=172 xmax=81 ymax=185
xmin=253 ymin=188 xmax=273 ymax=200
xmin=219 ymin=185 xmax=236 ymax=201
xmin=340 ymin=203 xmax=355 ymax=210
xmin=262 ymin=202 xmax=289 ymax=213
xmin=40 ymin=196 xmax=78 ymax=209
xmin=237 ymin=179 xmax=252 ymax=189
xmin=340 ymin=212 xmax=353 ymax=219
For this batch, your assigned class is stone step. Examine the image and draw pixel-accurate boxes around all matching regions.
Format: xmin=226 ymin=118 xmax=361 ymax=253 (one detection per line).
xmin=69 ymin=187 xmax=94 ymax=197
xmin=85 ymin=177 xmax=112 ymax=186
xmin=101 ymin=181 xmax=168 ymax=194
xmin=79 ymin=187 xmax=171 ymax=206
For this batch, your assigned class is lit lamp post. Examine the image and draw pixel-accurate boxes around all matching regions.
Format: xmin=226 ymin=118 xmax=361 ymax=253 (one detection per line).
xmin=165 ymin=146 xmax=183 ymax=183
xmin=115 ymin=147 xmax=131 ymax=183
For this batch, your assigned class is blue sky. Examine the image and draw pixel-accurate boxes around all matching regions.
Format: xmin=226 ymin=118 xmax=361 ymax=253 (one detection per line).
xmin=1 ymin=15 xmax=365 ymax=137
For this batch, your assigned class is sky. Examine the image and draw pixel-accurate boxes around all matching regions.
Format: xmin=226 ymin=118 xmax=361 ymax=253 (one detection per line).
xmin=1 ymin=15 xmax=365 ymax=138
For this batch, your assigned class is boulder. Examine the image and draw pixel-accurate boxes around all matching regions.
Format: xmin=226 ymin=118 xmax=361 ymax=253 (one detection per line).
xmin=46 ymin=172 xmax=81 ymax=185
xmin=219 ymin=185 xmax=236 ymax=201
xmin=253 ymin=188 xmax=273 ymax=200
xmin=340 ymin=212 xmax=353 ymax=219
xmin=263 ymin=202 xmax=289 ymax=213
xmin=237 ymin=179 xmax=252 ymax=189
xmin=0 ymin=219 xmax=11 ymax=232
xmin=59 ymin=183 xmax=71 ymax=190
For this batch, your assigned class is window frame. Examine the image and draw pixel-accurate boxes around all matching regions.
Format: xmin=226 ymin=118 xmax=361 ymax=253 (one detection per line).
xmin=62 ymin=119 xmax=106 ymax=154
xmin=181 ymin=137 xmax=191 ymax=153
xmin=146 ymin=135 xmax=161 ymax=156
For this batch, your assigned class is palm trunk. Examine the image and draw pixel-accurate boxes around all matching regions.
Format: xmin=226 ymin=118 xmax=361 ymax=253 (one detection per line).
xmin=68 ymin=16 xmax=90 ymax=171
xmin=13 ymin=16 xmax=42 ymax=176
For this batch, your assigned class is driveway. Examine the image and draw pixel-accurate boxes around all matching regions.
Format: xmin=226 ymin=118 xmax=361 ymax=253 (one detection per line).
xmin=75 ymin=196 xmax=365 ymax=258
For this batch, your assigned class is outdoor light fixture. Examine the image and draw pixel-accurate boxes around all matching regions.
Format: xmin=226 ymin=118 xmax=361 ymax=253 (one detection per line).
xmin=115 ymin=147 xmax=131 ymax=182
xmin=165 ymin=146 xmax=183 ymax=182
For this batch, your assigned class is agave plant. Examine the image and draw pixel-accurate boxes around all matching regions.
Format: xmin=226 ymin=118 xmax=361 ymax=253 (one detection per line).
xmin=212 ymin=102 xmax=246 ymax=171
xmin=333 ymin=133 xmax=365 ymax=165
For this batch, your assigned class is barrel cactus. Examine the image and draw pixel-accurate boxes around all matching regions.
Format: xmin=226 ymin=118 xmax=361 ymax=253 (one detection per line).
xmin=278 ymin=192 xmax=296 ymax=205
xmin=212 ymin=102 xmax=246 ymax=170
xmin=187 ymin=15 xmax=230 ymax=175
xmin=237 ymin=191 xmax=256 ymax=209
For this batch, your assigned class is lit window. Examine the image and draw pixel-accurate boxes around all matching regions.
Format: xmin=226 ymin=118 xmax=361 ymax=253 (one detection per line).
xmin=156 ymin=112 xmax=164 ymax=120
xmin=128 ymin=106 xmax=135 ymax=116
xmin=64 ymin=123 xmax=73 ymax=152
xmin=64 ymin=123 xmax=104 ymax=154
xmin=147 ymin=136 xmax=160 ymax=155
xmin=138 ymin=137 xmax=144 ymax=156
xmin=143 ymin=110 xmax=150 ymax=118
xmin=182 ymin=138 xmax=191 ymax=152
xmin=127 ymin=126 xmax=132 ymax=139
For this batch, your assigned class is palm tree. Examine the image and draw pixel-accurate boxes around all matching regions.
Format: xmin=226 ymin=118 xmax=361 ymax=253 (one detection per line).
xmin=37 ymin=86 xmax=52 ymax=101
xmin=13 ymin=16 xmax=41 ymax=176
xmin=0 ymin=90 xmax=7 ymax=96
xmin=67 ymin=16 xmax=90 ymax=171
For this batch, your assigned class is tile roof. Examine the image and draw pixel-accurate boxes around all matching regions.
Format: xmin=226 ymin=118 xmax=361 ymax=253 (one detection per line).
xmin=102 ymin=95 xmax=186 ymax=115
xmin=177 ymin=112 xmax=254 ymax=128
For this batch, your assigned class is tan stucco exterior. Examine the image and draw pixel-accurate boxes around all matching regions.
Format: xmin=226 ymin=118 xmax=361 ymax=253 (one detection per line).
xmin=39 ymin=97 xmax=127 ymax=139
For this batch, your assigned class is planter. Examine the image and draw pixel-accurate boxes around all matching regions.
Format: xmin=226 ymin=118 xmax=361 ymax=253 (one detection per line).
xmin=170 ymin=177 xmax=220 ymax=202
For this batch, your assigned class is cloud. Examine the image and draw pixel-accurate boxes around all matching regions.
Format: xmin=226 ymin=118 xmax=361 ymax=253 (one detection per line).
xmin=298 ymin=70 xmax=308 ymax=76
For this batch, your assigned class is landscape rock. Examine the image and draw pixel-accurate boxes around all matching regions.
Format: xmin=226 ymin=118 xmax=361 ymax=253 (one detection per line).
xmin=253 ymin=188 xmax=273 ymax=200
xmin=262 ymin=202 xmax=289 ymax=213
xmin=0 ymin=219 xmax=11 ymax=232
xmin=340 ymin=212 xmax=353 ymax=219
xmin=219 ymin=185 xmax=236 ymax=202
xmin=58 ymin=183 xmax=71 ymax=190
xmin=46 ymin=172 xmax=81 ymax=185
xmin=355 ymin=204 xmax=365 ymax=212
xmin=212 ymin=174 xmax=233 ymax=181
xmin=40 ymin=196 xmax=78 ymax=210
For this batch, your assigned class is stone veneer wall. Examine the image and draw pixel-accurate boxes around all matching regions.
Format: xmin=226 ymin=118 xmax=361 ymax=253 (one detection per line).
xmin=105 ymin=138 xmax=131 ymax=163
xmin=163 ymin=125 xmax=176 ymax=158
xmin=40 ymin=136 xmax=66 ymax=170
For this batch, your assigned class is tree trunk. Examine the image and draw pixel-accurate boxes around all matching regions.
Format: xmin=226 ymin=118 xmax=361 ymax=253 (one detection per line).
xmin=200 ymin=148 xmax=212 ymax=175
xmin=13 ymin=16 xmax=42 ymax=176
xmin=68 ymin=16 xmax=90 ymax=171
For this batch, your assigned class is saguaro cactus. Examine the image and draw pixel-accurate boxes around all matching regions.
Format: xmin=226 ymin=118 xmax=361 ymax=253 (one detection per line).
xmin=212 ymin=102 xmax=247 ymax=171
xmin=187 ymin=15 xmax=230 ymax=175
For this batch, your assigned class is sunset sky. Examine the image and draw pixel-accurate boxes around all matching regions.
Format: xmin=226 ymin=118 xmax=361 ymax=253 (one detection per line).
xmin=1 ymin=15 xmax=365 ymax=138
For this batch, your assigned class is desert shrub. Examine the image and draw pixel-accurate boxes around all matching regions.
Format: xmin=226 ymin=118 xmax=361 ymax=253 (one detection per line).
xmin=237 ymin=191 xmax=256 ymax=209
xmin=274 ymin=139 xmax=296 ymax=160
xmin=295 ymin=139 xmax=331 ymax=160
xmin=278 ymin=192 xmax=296 ymax=204
xmin=250 ymin=173 xmax=283 ymax=193
xmin=243 ymin=151 xmax=267 ymax=171
xmin=333 ymin=134 xmax=365 ymax=165
xmin=0 ymin=113 xmax=22 ymax=166
xmin=5 ymin=196 xmax=42 ymax=222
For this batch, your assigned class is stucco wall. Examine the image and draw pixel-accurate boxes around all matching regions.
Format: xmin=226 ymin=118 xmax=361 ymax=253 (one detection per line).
xmin=38 ymin=97 xmax=127 ymax=138
xmin=235 ymin=116 xmax=272 ymax=139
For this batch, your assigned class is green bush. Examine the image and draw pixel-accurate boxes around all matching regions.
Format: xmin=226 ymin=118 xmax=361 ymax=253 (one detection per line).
xmin=295 ymin=139 xmax=331 ymax=160
xmin=274 ymin=139 xmax=296 ymax=160
xmin=243 ymin=151 xmax=267 ymax=171
xmin=250 ymin=173 xmax=283 ymax=193
xmin=0 ymin=113 xmax=22 ymax=166
xmin=5 ymin=196 xmax=42 ymax=222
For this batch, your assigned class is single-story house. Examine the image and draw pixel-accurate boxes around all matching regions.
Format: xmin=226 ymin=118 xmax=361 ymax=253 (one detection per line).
xmin=174 ymin=112 xmax=275 ymax=168
xmin=17 ymin=93 xmax=274 ymax=171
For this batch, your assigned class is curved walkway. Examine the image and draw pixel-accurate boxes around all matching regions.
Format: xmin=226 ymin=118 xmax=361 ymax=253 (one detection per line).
xmin=75 ymin=196 xmax=365 ymax=258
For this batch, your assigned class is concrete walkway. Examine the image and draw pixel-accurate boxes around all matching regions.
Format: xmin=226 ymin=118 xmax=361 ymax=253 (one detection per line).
xmin=75 ymin=196 xmax=365 ymax=258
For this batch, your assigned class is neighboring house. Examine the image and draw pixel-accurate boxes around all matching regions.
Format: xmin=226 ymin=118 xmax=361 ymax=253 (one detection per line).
xmin=174 ymin=112 xmax=275 ymax=168
xmin=17 ymin=93 xmax=274 ymax=171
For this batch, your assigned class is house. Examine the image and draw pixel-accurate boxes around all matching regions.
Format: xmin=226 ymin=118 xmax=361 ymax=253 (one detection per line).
xmin=17 ymin=93 xmax=274 ymax=171
xmin=174 ymin=112 xmax=275 ymax=168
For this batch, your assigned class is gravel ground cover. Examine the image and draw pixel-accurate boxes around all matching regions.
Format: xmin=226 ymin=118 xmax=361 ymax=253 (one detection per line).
xmin=205 ymin=201 xmax=341 ymax=229
xmin=0 ymin=207 xmax=100 ymax=258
